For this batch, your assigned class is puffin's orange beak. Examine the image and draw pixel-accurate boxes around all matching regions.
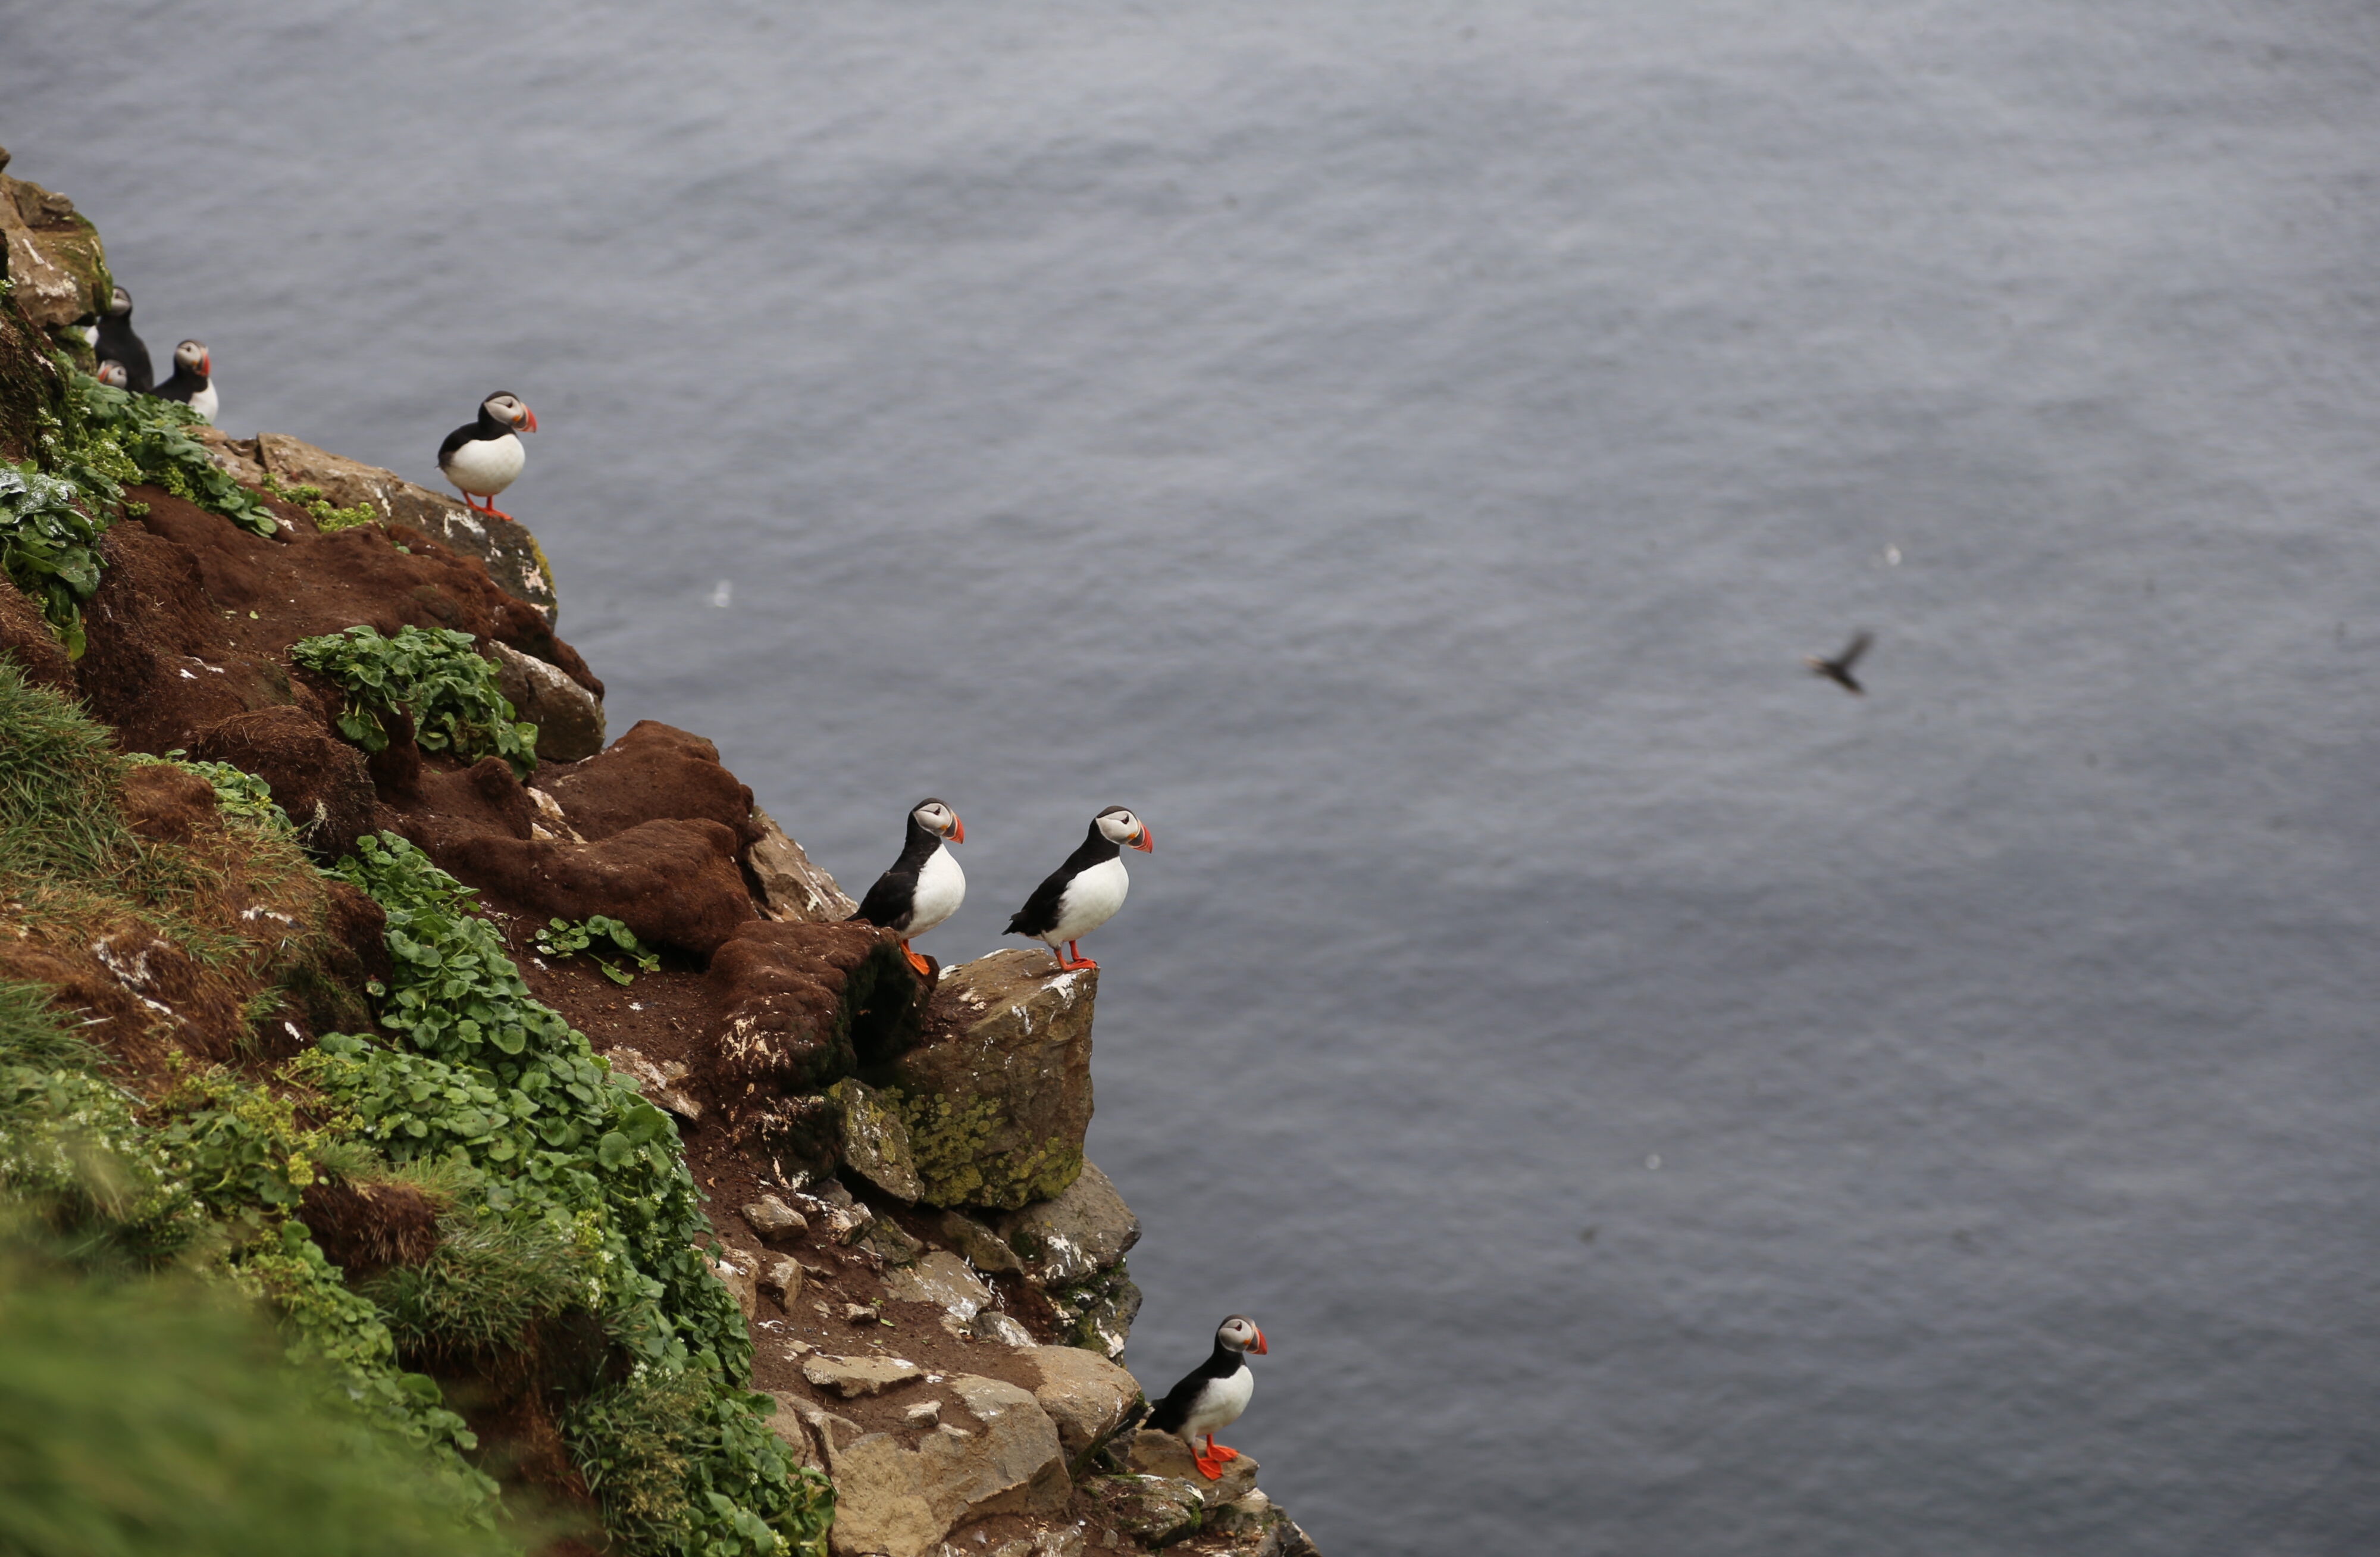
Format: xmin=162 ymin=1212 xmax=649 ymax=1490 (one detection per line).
xmin=949 ymin=815 xmax=966 ymax=844
xmin=1251 ymin=1327 xmax=1268 ymax=1355
xmin=522 ymin=407 xmax=540 ymax=432
xmin=1131 ymin=826 xmax=1153 ymax=853
xmin=199 ymin=352 xmax=212 ymax=377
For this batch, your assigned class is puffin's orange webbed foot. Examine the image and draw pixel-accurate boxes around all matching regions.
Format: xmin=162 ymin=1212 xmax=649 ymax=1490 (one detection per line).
xmin=1202 ymin=1435 xmax=1240 ymax=1465
xmin=1053 ymin=940 xmax=1099 ymax=972
xmin=1193 ymin=1454 xmax=1226 ymax=1480
xmin=902 ymin=945 xmax=934 ymax=978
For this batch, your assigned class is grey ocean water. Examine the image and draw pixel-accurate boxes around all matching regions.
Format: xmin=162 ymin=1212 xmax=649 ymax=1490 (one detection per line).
xmin=10 ymin=4 xmax=2380 ymax=1550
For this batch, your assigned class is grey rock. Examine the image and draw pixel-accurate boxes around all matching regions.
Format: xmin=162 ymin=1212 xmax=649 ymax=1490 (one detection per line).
xmin=801 ymin=1352 xmax=924 ymax=1399
xmin=970 ymin=1311 xmax=1035 ymax=1349
xmin=884 ymin=1250 xmax=993 ymax=1320
xmin=1045 ymin=1262 xmax=1143 ymax=1360
xmin=1086 ymin=1474 xmax=1205 ymax=1547
xmin=903 ymin=1399 xmax=942 ymax=1428
xmin=706 ymin=1249 xmax=758 ymax=1321
xmin=1019 ymin=1343 xmax=1145 ymax=1470
xmin=995 ymin=1162 xmax=1139 ymax=1287
xmin=759 ymin=1255 xmax=804 ymax=1305
xmin=750 ymin=806 xmax=859 ymax=923
xmin=742 ymin=1193 xmax=809 ymax=1239
xmin=489 ymin=640 xmax=605 ymax=762
xmin=828 ymin=1077 xmax=924 ymax=1203
xmin=1125 ymin=1429 xmax=1261 ymax=1506
xmin=935 ymin=1209 xmax=1025 ymax=1276
xmin=823 ymin=1375 xmax=1068 ymax=1557
xmin=860 ymin=1216 xmax=926 ymax=1267
xmin=892 ymin=950 xmax=1098 ymax=1210
xmin=604 ymin=1046 xmax=700 ymax=1120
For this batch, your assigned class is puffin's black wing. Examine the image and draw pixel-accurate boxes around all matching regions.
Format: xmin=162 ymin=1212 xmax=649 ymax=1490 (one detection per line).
xmin=98 ymin=317 xmax=152 ymax=392
xmin=1145 ymin=1349 xmax=1235 ymax=1433
xmin=436 ymin=421 xmax=481 ymax=471
xmin=1836 ymin=630 xmax=1874 ymax=671
xmin=1005 ymin=827 xmax=1117 ymax=938
xmin=852 ymin=863 xmax=919 ymax=929
xmin=154 ymin=367 xmax=199 ymax=405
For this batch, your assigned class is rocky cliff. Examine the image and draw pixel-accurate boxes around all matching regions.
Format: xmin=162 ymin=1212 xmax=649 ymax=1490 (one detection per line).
xmin=0 ymin=149 xmax=1315 ymax=1557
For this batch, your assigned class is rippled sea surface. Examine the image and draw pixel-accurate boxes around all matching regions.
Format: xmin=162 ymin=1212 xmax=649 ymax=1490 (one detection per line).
xmin=10 ymin=5 xmax=2380 ymax=1550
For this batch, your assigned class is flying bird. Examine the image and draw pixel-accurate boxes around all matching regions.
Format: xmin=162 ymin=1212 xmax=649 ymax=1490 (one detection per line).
xmin=850 ymin=798 xmax=966 ymax=978
xmin=1145 ymin=1315 xmax=1269 ymax=1480
xmin=1805 ymin=630 xmax=1873 ymax=695
xmin=1004 ymin=805 xmax=1151 ymax=972
xmin=437 ymin=391 xmax=538 ymax=521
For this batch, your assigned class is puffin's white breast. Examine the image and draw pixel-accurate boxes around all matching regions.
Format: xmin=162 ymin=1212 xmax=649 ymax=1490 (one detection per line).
xmin=189 ymin=382 xmax=218 ymax=424
xmin=1046 ymin=856 xmax=1129 ymax=943
xmin=1183 ymin=1366 xmax=1254 ymax=1439
xmin=444 ymin=432 xmax=525 ymax=495
xmin=904 ymin=845 xmax=965 ymax=936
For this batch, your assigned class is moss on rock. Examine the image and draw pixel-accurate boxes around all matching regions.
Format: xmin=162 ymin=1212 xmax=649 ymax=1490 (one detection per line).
xmin=890 ymin=1084 xmax=1083 ymax=1212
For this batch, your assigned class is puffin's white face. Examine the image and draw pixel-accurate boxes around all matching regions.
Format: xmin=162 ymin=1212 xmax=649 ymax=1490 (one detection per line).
xmin=174 ymin=339 xmax=209 ymax=376
xmin=483 ymin=392 xmax=538 ymax=433
xmin=1096 ymin=807 xmax=1153 ymax=852
xmin=913 ymin=799 xmax=964 ymax=843
xmin=94 ymin=361 xmax=128 ymax=388
xmin=1217 ymin=1315 xmax=1268 ymax=1355
xmin=108 ymin=285 xmax=132 ymax=317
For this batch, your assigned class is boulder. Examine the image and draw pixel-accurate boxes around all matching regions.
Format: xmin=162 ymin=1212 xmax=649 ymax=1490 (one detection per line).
xmin=759 ymin=1255 xmax=803 ymax=1305
xmin=994 ymin=1162 xmax=1140 ymax=1287
xmin=935 ymin=1209 xmax=1024 ymax=1276
xmin=707 ymin=921 xmax=923 ymax=1099
xmin=1019 ymin=1344 xmax=1144 ymax=1471
xmin=441 ymin=818 xmax=757 ymax=956
xmin=489 ymin=640 xmax=604 ymax=762
xmin=0 ymin=168 xmax=108 ymax=332
xmin=859 ymin=1217 xmax=925 ymax=1266
xmin=820 ymin=1375 xmax=1068 ymax=1557
xmin=1125 ymin=1430 xmax=1260 ymax=1506
xmin=749 ymin=806 xmax=859 ymax=923
xmin=890 ymin=951 xmax=1098 ymax=1211
xmin=828 ymin=1078 xmax=923 ymax=1202
xmin=882 ymin=1251 xmax=992 ymax=1321
xmin=1045 ymin=1265 xmax=1144 ymax=1361
xmin=801 ymin=1353 xmax=924 ymax=1399
xmin=969 ymin=1311 xmax=1035 ymax=1349
xmin=538 ymin=720 xmax=756 ymax=848
xmin=189 ymin=706 xmax=377 ymax=860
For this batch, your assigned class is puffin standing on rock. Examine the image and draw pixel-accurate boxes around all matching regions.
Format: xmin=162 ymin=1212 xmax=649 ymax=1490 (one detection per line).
xmin=437 ymin=391 xmax=538 ymax=520
xmin=1147 ymin=1315 xmax=1269 ymax=1480
xmin=1004 ymin=805 xmax=1151 ymax=972
xmin=851 ymin=798 xmax=966 ymax=977
xmin=154 ymin=339 xmax=215 ymax=423
xmin=96 ymin=286 xmax=154 ymax=392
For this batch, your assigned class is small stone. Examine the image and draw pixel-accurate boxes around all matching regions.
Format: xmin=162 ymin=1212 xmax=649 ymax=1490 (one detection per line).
xmin=844 ymin=1302 xmax=882 ymax=1325
xmin=800 ymin=1352 xmax=923 ymax=1398
xmin=759 ymin=1255 xmax=803 ymax=1303
xmin=969 ymin=1311 xmax=1035 ymax=1348
xmin=785 ymin=1339 xmax=815 ymax=1357
xmin=860 ymin=1216 xmax=926 ymax=1267
xmin=705 ymin=1251 xmax=757 ymax=1320
xmin=903 ymin=1399 xmax=942 ymax=1427
xmin=935 ymin=1209 xmax=1025 ymax=1276
xmin=742 ymin=1194 xmax=808 ymax=1239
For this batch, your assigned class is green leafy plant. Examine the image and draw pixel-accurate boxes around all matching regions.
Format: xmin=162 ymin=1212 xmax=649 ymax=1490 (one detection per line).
xmin=0 ymin=464 xmax=108 ymax=656
xmin=52 ymin=370 xmax=278 ymax=537
xmin=535 ymin=915 xmax=661 ymax=986
xmin=290 ymin=625 xmax=538 ymax=780
xmin=563 ymin=1367 xmax=831 ymax=1557
xmin=260 ymin=473 xmax=379 ymax=533
xmin=152 ymin=751 xmax=295 ymax=831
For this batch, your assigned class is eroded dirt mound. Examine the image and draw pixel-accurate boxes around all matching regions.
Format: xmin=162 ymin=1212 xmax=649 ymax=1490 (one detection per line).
xmin=189 ymin=706 xmax=378 ymax=859
xmin=538 ymin=719 xmax=760 ymax=849
xmin=0 ymin=575 xmax=73 ymax=692
xmin=707 ymin=920 xmax=925 ymax=1102
xmin=444 ymin=817 xmax=759 ymax=956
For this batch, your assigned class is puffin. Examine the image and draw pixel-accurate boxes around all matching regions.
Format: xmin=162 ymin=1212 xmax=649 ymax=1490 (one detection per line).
xmin=154 ymin=339 xmax=216 ymax=423
xmin=437 ymin=391 xmax=538 ymax=520
xmin=1146 ymin=1315 xmax=1269 ymax=1480
xmin=1003 ymin=805 xmax=1151 ymax=972
xmin=95 ymin=286 xmax=154 ymax=392
xmin=93 ymin=360 xmax=129 ymax=389
xmin=1805 ymin=629 xmax=1873 ymax=696
xmin=850 ymin=798 xmax=967 ymax=977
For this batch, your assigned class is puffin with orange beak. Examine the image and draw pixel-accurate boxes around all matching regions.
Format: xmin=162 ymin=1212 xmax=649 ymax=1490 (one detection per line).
xmin=437 ymin=390 xmax=538 ymax=520
xmin=1003 ymin=805 xmax=1152 ymax=972
xmin=852 ymin=799 xmax=966 ymax=978
xmin=1145 ymin=1315 xmax=1269 ymax=1480
xmin=154 ymin=339 xmax=217 ymax=423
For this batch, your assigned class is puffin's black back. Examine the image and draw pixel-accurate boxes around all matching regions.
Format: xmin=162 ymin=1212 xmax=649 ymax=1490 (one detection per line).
xmin=852 ymin=811 xmax=944 ymax=927
xmin=96 ymin=312 xmax=152 ymax=393
xmin=154 ymin=361 xmax=206 ymax=404
xmin=1146 ymin=1338 xmax=1244 ymax=1433
xmin=1003 ymin=818 xmax=1123 ymax=937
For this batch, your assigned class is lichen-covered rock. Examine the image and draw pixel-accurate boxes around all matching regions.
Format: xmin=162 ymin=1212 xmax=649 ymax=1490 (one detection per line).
xmin=858 ymin=1215 xmax=925 ymax=1267
xmin=1 ymin=164 xmax=109 ymax=333
xmin=821 ymin=1375 xmax=1068 ymax=1557
xmin=742 ymin=1194 xmax=807 ymax=1239
xmin=935 ymin=1209 xmax=1024 ymax=1276
xmin=827 ymin=1077 xmax=923 ymax=1202
xmin=1086 ymin=1475 xmax=1205 ymax=1548
xmin=1019 ymin=1343 xmax=1144 ymax=1472
xmin=1046 ymin=1263 xmax=1144 ymax=1361
xmin=882 ymin=1250 xmax=992 ymax=1320
xmin=490 ymin=640 xmax=604 ymax=762
xmin=995 ymin=1161 xmax=1140 ymax=1287
xmin=750 ymin=805 xmax=859 ymax=923
xmin=889 ymin=950 xmax=1098 ymax=1210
